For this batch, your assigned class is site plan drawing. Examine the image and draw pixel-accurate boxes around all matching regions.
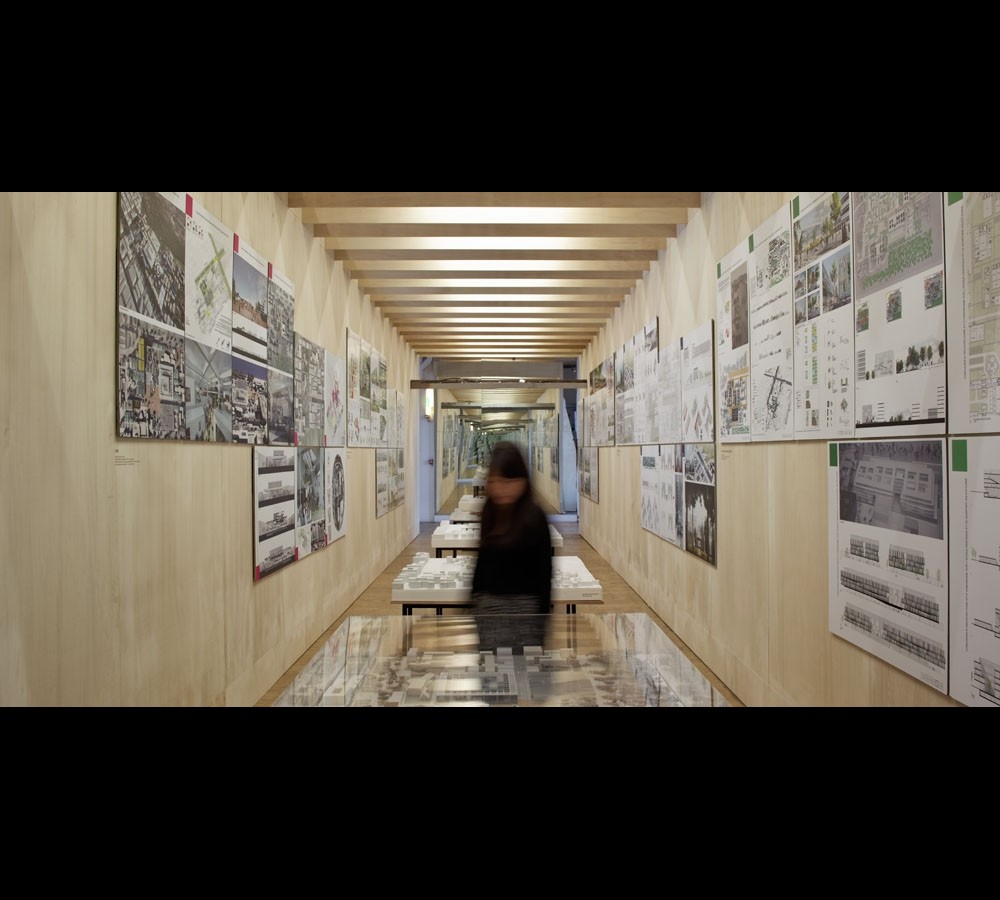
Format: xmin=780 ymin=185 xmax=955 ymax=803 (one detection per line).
xmin=749 ymin=205 xmax=795 ymax=442
xmin=946 ymin=192 xmax=1000 ymax=433
xmin=853 ymin=192 xmax=946 ymax=437
xmin=184 ymin=201 xmax=233 ymax=353
xmin=949 ymin=436 xmax=1000 ymax=707
xmin=829 ymin=439 xmax=948 ymax=693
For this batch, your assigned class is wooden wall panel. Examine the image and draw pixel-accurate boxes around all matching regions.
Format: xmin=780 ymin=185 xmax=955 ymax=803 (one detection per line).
xmin=582 ymin=192 xmax=962 ymax=707
xmin=1 ymin=191 xmax=418 ymax=707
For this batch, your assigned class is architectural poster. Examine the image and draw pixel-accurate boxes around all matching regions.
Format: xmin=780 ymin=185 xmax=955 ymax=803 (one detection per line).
xmin=372 ymin=350 xmax=388 ymax=447
xmin=853 ymin=192 xmax=946 ymax=437
xmin=681 ymin=322 xmax=715 ymax=443
xmin=376 ymin=449 xmax=389 ymax=518
xmin=654 ymin=338 xmax=683 ymax=445
xmin=347 ymin=329 xmax=373 ymax=447
xmin=183 ymin=203 xmax=233 ymax=443
xmin=945 ymin=192 xmax=1000 ymax=434
xmin=717 ymin=241 xmax=751 ymax=442
xmin=948 ymin=437 xmax=1000 ymax=707
xmin=749 ymin=206 xmax=795 ymax=442
xmin=325 ymin=448 xmax=347 ymax=544
xmin=394 ymin=390 xmax=406 ymax=450
xmin=324 ymin=350 xmax=346 ymax=448
xmin=828 ymin=439 xmax=948 ymax=693
xmin=641 ymin=447 xmax=659 ymax=535
xmin=117 ymin=191 xmax=188 ymax=441
xmin=637 ymin=444 xmax=685 ymax=551
xmin=296 ymin=447 xmax=327 ymax=559
xmin=266 ymin=268 xmax=295 ymax=446
xmin=254 ymin=446 xmax=297 ymax=581
xmin=232 ymin=239 xmax=269 ymax=367
xmin=184 ymin=202 xmax=233 ymax=354
xmin=579 ymin=447 xmax=599 ymax=503
xmin=792 ymin=191 xmax=855 ymax=440
xmin=294 ymin=333 xmax=326 ymax=448
xmin=683 ymin=443 xmax=716 ymax=566
xmin=587 ymin=356 xmax=615 ymax=447
xmin=633 ymin=319 xmax=660 ymax=446
xmin=615 ymin=337 xmax=637 ymax=445
xmin=375 ymin=447 xmax=406 ymax=518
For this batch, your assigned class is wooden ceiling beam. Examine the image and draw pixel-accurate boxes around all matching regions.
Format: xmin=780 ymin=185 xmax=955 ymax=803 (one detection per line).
xmin=313 ymin=223 xmax=676 ymax=239
xmin=289 ymin=192 xmax=701 ymax=209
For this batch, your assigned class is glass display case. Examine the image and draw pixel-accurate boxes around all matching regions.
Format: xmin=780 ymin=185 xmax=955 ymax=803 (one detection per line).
xmin=273 ymin=613 xmax=730 ymax=708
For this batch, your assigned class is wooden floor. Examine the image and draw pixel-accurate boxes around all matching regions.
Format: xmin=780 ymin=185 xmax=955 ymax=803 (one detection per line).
xmin=257 ymin=497 xmax=743 ymax=707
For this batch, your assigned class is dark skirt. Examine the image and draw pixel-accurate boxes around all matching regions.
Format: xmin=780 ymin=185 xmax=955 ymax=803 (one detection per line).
xmin=471 ymin=592 xmax=549 ymax=655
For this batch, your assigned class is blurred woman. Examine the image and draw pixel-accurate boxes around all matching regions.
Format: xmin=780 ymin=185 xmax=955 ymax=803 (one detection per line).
xmin=471 ymin=441 xmax=552 ymax=653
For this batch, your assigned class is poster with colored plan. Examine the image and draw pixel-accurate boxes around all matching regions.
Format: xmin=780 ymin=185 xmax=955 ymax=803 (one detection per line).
xmin=792 ymin=192 xmax=855 ymax=440
xmin=828 ymin=439 xmax=948 ymax=693
xmin=185 ymin=201 xmax=233 ymax=353
xmin=949 ymin=437 xmax=1000 ymax=707
xmin=853 ymin=192 xmax=946 ymax=437
xmin=945 ymin=192 xmax=1000 ymax=433
xmin=749 ymin=205 xmax=794 ymax=442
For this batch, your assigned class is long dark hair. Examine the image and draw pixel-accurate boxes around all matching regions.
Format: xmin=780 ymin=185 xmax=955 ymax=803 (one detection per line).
xmin=480 ymin=441 xmax=536 ymax=539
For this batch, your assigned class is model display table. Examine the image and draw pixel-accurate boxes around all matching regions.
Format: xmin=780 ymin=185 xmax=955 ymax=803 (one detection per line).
xmin=391 ymin=552 xmax=601 ymax=615
xmin=448 ymin=509 xmax=481 ymax=523
xmin=273 ymin=612 xmax=730 ymax=708
xmin=458 ymin=495 xmax=486 ymax=514
xmin=431 ymin=522 xmax=564 ymax=557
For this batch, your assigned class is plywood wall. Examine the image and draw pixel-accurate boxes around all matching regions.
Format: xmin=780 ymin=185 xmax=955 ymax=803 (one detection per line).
xmin=580 ymin=192 xmax=958 ymax=707
xmin=0 ymin=192 xmax=419 ymax=707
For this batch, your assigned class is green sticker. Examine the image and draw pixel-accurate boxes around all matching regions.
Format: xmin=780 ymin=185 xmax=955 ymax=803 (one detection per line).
xmin=717 ymin=262 xmax=722 ymax=280
xmin=792 ymin=196 xmax=800 ymax=218
xmin=948 ymin=192 xmax=963 ymax=206
xmin=748 ymin=234 xmax=755 ymax=253
xmin=830 ymin=443 xmax=839 ymax=467
xmin=953 ymin=440 xmax=968 ymax=472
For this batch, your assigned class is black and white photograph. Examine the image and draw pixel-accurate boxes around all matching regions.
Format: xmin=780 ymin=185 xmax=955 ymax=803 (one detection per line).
xmin=232 ymin=246 xmax=269 ymax=366
xmin=296 ymin=447 xmax=326 ymax=558
xmin=117 ymin=191 xmax=186 ymax=332
xmin=231 ymin=356 xmax=269 ymax=445
xmin=185 ymin=339 xmax=232 ymax=442
xmin=684 ymin=443 xmax=717 ymax=566
xmin=254 ymin=447 xmax=297 ymax=581
xmin=835 ymin=440 xmax=945 ymax=539
xmin=118 ymin=313 xmax=186 ymax=441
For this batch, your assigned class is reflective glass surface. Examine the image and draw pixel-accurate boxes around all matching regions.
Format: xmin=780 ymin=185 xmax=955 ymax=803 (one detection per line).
xmin=274 ymin=613 xmax=730 ymax=708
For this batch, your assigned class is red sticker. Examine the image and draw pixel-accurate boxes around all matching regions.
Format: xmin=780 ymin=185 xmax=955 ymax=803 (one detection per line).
xmin=268 ymin=263 xmax=274 ymax=280
xmin=234 ymin=234 xmax=240 ymax=254
xmin=185 ymin=195 xmax=194 ymax=217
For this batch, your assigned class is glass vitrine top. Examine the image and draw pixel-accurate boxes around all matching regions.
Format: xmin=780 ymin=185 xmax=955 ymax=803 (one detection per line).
xmin=274 ymin=613 xmax=729 ymax=708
